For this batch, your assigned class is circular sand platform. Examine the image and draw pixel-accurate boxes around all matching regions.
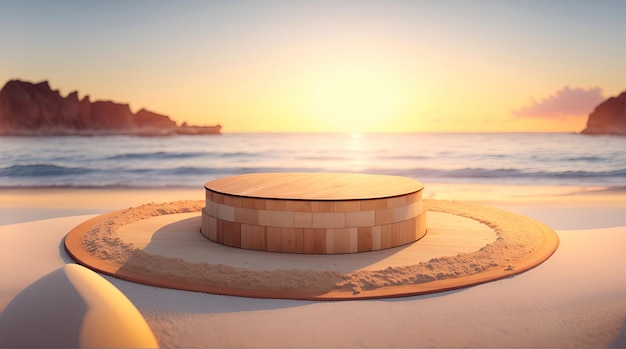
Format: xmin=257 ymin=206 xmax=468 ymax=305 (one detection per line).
xmin=202 ymin=173 xmax=426 ymax=254
xmin=64 ymin=199 xmax=559 ymax=300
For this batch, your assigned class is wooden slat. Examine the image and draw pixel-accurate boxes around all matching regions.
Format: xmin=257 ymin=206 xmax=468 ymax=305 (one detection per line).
xmin=266 ymin=227 xmax=282 ymax=252
xmin=357 ymin=226 xmax=373 ymax=252
xmin=241 ymin=224 xmax=266 ymax=250
xmin=281 ymin=228 xmax=297 ymax=253
xmin=303 ymin=228 xmax=325 ymax=254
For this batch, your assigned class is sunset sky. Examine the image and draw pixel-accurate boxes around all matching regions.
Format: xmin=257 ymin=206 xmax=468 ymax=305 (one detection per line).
xmin=1 ymin=0 xmax=625 ymax=133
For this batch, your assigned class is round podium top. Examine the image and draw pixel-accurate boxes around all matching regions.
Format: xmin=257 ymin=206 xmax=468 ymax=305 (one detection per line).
xmin=204 ymin=172 xmax=424 ymax=201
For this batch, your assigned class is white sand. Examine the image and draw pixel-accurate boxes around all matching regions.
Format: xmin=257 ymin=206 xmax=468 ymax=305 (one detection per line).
xmin=1 ymin=185 xmax=626 ymax=347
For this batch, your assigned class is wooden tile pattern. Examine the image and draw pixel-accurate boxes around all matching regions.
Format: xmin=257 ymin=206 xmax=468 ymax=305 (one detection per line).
xmin=201 ymin=173 xmax=426 ymax=254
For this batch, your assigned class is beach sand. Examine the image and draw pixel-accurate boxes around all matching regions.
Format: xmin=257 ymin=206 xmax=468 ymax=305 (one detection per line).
xmin=1 ymin=183 xmax=625 ymax=347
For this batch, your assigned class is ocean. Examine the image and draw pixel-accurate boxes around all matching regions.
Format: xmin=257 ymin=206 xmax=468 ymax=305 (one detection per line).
xmin=0 ymin=133 xmax=625 ymax=188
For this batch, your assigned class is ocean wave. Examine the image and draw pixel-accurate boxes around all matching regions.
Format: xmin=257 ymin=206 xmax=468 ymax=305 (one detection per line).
xmin=3 ymin=163 xmax=625 ymax=183
xmin=0 ymin=164 xmax=94 ymax=177
xmin=379 ymin=155 xmax=433 ymax=161
xmin=300 ymin=155 xmax=353 ymax=161
xmin=105 ymin=150 xmax=261 ymax=161
xmin=155 ymin=166 xmax=326 ymax=176
xmin=105 ymin=151 xmax=206 ymax=161
xmin=369 ymin=167 xmax=626 ymax=180
xmin=213 ymin=151 xmax=263 ymax=158
xmin=547 ymin=168 xmax=626 ymax=179
xmin=564 ymin=156 xmax=605 ymax=162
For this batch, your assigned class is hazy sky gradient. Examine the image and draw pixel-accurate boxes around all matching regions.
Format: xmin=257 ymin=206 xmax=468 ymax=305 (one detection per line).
xmin=2 ymin=0 xmax=625 ymax=133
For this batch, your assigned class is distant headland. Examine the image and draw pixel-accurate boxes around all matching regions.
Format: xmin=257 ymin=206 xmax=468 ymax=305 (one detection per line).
xmin=0 ymin=80 xmax=221 ymax=136
xmin=581 ymin=90 xmax=626 ymax=135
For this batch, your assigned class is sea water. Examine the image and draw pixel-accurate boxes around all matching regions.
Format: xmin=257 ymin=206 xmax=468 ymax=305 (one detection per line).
xmin=0 ymin=133 xmax=624 ymax=188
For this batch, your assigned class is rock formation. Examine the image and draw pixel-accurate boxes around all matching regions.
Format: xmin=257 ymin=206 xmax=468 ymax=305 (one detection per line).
xmin=0 ymin=80 xmax=221 ymax=136
xmin=581 ymin=90 xmax=626 ymax=135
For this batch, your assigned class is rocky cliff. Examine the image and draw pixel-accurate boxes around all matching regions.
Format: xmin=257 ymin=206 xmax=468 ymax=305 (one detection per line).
xmin=581 ymin=91 xmax=626 ymax=135
xmin=0 ymin=80 xmax=221 ymax=136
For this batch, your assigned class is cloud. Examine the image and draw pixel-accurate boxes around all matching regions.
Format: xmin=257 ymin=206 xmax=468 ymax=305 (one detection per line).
xmin=512 ymin=86 xmax=605 ymax=118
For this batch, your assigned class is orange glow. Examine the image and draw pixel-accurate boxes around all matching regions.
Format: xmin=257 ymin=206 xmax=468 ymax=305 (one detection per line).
xmin=5 ymin=2 xmax=621 ymax=134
